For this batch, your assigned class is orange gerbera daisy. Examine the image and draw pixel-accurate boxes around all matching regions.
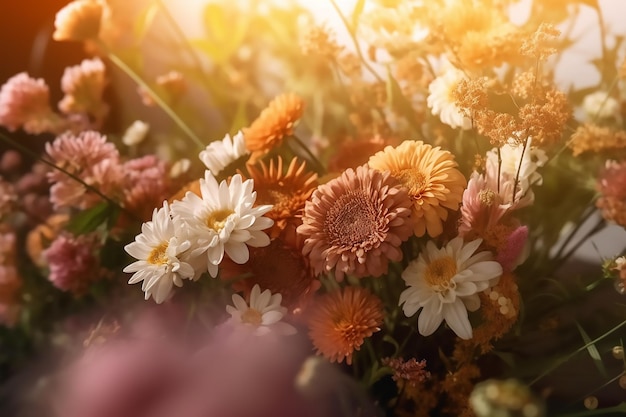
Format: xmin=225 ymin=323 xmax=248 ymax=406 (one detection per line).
xmin=307 ymin=286 xmax=384 ymax=365
xmin=220 ymin=238 xmax=319 ymax=310
xmin=368 ymin=140 xmax=466 ymax=237
xmin=243 ymin=93 xmax=305 ymax=162
xmin=246 ymin=156 xmax=317 ymax=238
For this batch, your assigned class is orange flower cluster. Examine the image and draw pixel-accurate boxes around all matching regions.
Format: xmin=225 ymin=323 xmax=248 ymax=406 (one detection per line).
xmin=244 ymin=93 xmax=305 ymax=162
xmin=245 ymin=157 xmax=317 ymax=238
xmin=455 ymin=75 xmax=571 ymax=147
xmin=520 ymin=23 xmax=561 ymax=60
xmin=307 ymin=286 xmax=384 ymax=365
xmin=427 ymin=1 xmax=526 ymax=71
xmin=300 ymin=25 xmax=342 ymax=60
xmin=569 ymin=123 xmax=626 ymax=156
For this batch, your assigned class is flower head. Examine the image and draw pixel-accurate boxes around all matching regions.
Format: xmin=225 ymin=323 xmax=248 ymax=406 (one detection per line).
xmin=199 ymin=131 xmax=249 ymax=176
xmin=458 ymin=171 xmax=509 ymax=237
xmin=485 ymin=139 xmax=547 ymax=209
xmin=122 ymin=155 xmax=171 ymax=221
xmin=244 ymin=93 xmax=304 ymax=162
xmin=399 ymin=237 xmax=503 ymax=340
xmin=597 ymin=159 xmax=626 ymax=227
xmin=44 ymin=232 xmax=102 ymax=295
xmin=220 ymin=238 xmax=319 ymax=310
xmin=53 ymin=0 xmax=103 ymax=41
xmin=298 ymin=165 xmax=413 ymax=281
xmin=46 ymin=131 xmax=123 ymax=209
xmin=0 ymin=73 xmax=62 ymax=134
xmin=121 ymin=120 xmax=149 ymax=146
xmin=124 ymin=201 xmax=195 ymax=303
xmin=246 ymin=156 xmax=317 ymax=238
xmin=307 ymin=286 xmax=384 ymax=364
xmin=582 ymin=91 xmax=620 ymax=121
xmin=368 ymin=140 xmax=467 ymax=237
xmin=171 ymin=172 xmax=273 ymax=278
xmin=427 ymin=66 xmax=472 ymax=130
xmin=225 ymin=284 xmax=296 ymax=336
xmin=59 ymin=58 xmax=108 ymax=123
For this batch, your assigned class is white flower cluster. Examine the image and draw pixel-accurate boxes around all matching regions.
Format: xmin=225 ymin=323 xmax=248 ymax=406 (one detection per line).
xmin=124 ymin=171 xmax=273 ymax=302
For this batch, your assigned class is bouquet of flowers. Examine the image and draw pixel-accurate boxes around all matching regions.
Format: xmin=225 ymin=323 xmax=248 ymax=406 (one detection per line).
xmin=1 ymin=0 xmax=625 ymax=416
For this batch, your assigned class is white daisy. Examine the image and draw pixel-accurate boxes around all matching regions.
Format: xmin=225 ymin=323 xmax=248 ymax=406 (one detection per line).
xmin=485 ymin=138 xmax=547 ymax=209
xmin=171 ymin=171 xmax=273 ymax=278
xmin=123 ymin=201 xmax=195 ymax=303
xmin=199 ymin=131 xmax=249 ymax=176
xmin=225 ymin=284 xmax=296 ymax=336
xmin=427 ymin=67 xmax=472 ymax=130
xmin=122 ymin=120 xmax=149 ymax=146
xmin=582 ymin=91 xmax=620 ymax=120
xmin=399 ymin=237 xmax=502 ymax=340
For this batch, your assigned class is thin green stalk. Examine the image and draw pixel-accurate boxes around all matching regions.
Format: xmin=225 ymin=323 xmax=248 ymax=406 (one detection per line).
xmin=98 ymin=41 xmax=204 ymax=149
xmin=327 ymin=0 xmax=384 ymax=84
xmin=550 ymin=201 xmax=597 ymax=263
xmin=529 ymin=319 xmax=626 ymax=385
xmin=291 ymin=135 xmax=326 ymax=174
xmin=155 ymin=0 xmax=226 ymax=111
xmin=0 ymin=132 xmax=139 ymax=222
xmin=568 ymin=372 xmax=625 ymax=407
xmin=511 ymin=135 xmax=529 ymax=204
xmin=555 ymin=403 xmax=626 ymax=417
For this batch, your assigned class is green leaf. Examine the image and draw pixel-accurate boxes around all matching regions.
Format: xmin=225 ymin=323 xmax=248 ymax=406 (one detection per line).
xmin=229 ymin=101 xmax=248 ymax=135
xmin=575 ymin=321 xmax=608 ymax=379
xmin=382 ymin=335 xmax=400 ymax=356
xmin=66 ymin=202 xmax=117 ymax=235
xmin=385 ymin=66 xmax=419 ymax=134
xmin=200 ymin=4 xmax=249 ymax=63
xmin=351 ymin=0 xmax=366 ymax=31
xmin=134 ymin=2 xmax=159 ymax=42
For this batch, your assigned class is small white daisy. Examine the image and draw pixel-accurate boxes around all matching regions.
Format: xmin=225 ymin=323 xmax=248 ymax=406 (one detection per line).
xmin=122 ymin=120 xmax=149 ymax=146
xmin=427 ymin=66 xmax=472 ymax=130
xmin=171 ymin=171 xmax=273 ymax=278
xmin=582 ymin=91 xmax=620 ymax=120
xmin=399 ymin=237 xmax=502 ymax=340
xmin=226 ymin=284 xmax=296 ymax=336
xmin=199 ymin=131 xmax=249 ymax=176
xmin=123 ymin=201 xmax=195 ymax=303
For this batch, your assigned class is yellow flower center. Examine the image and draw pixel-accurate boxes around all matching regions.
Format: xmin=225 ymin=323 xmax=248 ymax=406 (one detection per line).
xmin=424 ymin=256 xmax=457 ymax=292
xmin=478 ymin=189 xmax=497 ymax=206
xmin=206 ymin=209 xmax=234 ymax=232
xmin=241 ymin=308 xmax=263 ymax=326
xmin=395 ymin=169 xmax=427 ymax=200
xmin=148 ymin=242 xmax=169 ymax=265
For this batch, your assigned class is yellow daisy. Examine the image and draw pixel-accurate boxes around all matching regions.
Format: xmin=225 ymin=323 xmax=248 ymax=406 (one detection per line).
xmin=368 ymin=140 xmax=466 ymax=237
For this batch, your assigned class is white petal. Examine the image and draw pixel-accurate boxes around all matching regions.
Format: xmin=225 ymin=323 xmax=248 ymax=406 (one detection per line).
xmin=417 ymin=300 xmax=444 ymax=336
xmin=442 ymin=300 xmax=473 ymax=340
xmin=225 ymin=242 xmax=250 ymax=264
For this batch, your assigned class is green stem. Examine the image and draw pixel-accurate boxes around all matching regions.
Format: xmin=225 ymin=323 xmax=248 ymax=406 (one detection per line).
xmin=155 ymin=0 xmax=227 ymax=113
xmin=98 ymin=41 xmax=205 ymax=149
xmin=529 ymin=319 xmax=626 ymax=385
xmin=0 ymin=132 xmax=139 ymax=221
xmin=291 ymin=135 xmax=326 ymax=174
xmin=555 ymin=403 xmax=626 ymax=417
xmin=327 ymin=0 xmax=384 ymax=84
